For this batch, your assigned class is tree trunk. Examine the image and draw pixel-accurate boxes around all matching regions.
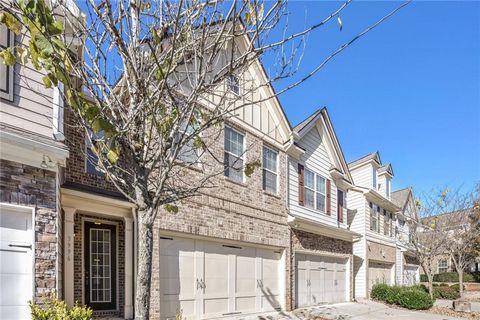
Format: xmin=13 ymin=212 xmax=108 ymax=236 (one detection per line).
xmin=459 ymin=270 xmax=464 ymax=296
xmin=427 ymin=274 xmax=434 ymax=298
xmin=135 ymin=210 xmax=154 ymax=320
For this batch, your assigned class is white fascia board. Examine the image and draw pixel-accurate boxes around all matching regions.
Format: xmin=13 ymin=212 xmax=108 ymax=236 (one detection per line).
xmin=0 ymin=130 xmax=69 ymax=170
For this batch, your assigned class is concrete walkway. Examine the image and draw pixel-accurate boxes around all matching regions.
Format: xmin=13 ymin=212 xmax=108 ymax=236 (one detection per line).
xmin=290 ymin=301 xmax=462 ymax=320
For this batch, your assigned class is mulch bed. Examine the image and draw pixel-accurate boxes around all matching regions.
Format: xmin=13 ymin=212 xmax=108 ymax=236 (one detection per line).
xmin=424 ymin=306 xmax=480 ymax=319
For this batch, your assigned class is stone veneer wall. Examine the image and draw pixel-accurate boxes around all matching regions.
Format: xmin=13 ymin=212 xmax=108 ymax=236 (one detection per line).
xmin=149 ymin=124 xmax=291 ymax=319
xmin=0 ymin=159 xmax=58 ymax=300
xmin=73 ymin=213 xmax=125 ymax=318
xmin=290 ymin=229 xmax=354 ymax=308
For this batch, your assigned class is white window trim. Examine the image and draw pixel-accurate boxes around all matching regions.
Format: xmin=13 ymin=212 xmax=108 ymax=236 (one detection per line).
xmin=0 ymin=25 xmax=14 ymax=101
xmin=53 ymin=82 xmax=65 ymax=140
xmin=315 ymin=174 xmax=326 ymax=212
xmin=262 ymin=145 xmax=278 ymax=194
xmin=438 ymin=259 xmax=448 ymax=273
xmin=303 ymin=168 xmax=327 ymax=213
xmin=224 ymin=126 xmax=245 ymax=182
xmin=227 ymin=74 xmax=241 ymax=96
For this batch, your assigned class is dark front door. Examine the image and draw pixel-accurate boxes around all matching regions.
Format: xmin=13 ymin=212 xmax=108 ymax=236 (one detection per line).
xmin=84 ymin=221 xmax=117 ymax=310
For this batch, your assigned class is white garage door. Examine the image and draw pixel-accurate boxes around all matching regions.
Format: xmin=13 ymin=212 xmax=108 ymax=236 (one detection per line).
xmin=159 ymin=235 xmax=282 ymax=320
xmin=403 ymin=265 xmax=418 ymax=286
xmin=368 ymin=261 xmax=393 ymax=292
xmin=0 ymin=206 xmax=33 ymax=320
xmin=296 ymin=254 xmax=348 ymax=308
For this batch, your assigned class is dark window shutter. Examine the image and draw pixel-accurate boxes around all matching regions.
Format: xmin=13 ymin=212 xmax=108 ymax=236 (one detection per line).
xmin=337 ymin=189 xmax=344 ymax=223
xmin=326 ymin=179 xmax=331 ymax=215
xmin=298 ymin=164 xmax=304 ymax=206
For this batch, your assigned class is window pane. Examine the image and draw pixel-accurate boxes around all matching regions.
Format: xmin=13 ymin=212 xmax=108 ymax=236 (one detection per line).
xmin=316 ymin=193 xmax=325 ymax=212
xmin=305 ymin=189 xmax=315 ymax=208
xmin=263 ymin=147 xmax=277 ymax=172
xmin=263 ymin=170 xmax=277 ymax=194
xmin=316 ymin=175 xmax=325 ymax=194
xmin=305 ymin=170 xmax=314 ymax=189
xmin=224 ymin=152 xmax=243 ymax=182
xmin=224 ymin=127 xmax=244 ymax=156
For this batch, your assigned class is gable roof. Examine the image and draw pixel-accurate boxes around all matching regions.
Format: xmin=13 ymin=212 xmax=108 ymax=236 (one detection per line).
xmin=391 ymin=187 xmax=411 ymax=210
xmin=378 ymin=163 xmax=394 ymax=176
xmin=293 ymin=109 xmax=322 ymax=133
xmin=293 ymin=107 xmax=353 ymax=184
xmin=348 ymin=151 xmax=381 ymax=168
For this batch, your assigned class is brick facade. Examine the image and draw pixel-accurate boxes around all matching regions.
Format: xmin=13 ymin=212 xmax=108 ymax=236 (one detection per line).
xmin=63 ymin=107 xmax=118 ymax=193
xmin=289 ymin=229 xmax=354 ymax=308
xmin=0 ymin=159 xmax=58 ymax=300
xmin=149 ymin=125 xmax=290 ymax=319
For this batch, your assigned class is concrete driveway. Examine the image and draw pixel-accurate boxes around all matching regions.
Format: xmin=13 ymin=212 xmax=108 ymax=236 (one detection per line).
xmin=291 ymin=301 xmax=462 ymax=320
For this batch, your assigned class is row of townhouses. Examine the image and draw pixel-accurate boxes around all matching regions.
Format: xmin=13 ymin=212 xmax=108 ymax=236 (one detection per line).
xmin=0 ymin=12 xmax=420 ymax=320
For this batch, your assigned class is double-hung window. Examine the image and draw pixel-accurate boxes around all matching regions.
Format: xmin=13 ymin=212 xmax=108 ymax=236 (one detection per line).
xmin=0 ymin=23 xmax=14 ymax=101
xmin=224 ymin=126 xmax=244 ymax=182
xmin=316 ymin=175 xmax=326 ymax=212
xmin=177 ymin=120 xmax=199 ymax=164
xmin=85 ymin=130 xmax=105 ymax=176
xmin=372 ymin=167 xmax=377 ymax=190
xmin=438 ymin=259 xmax=448 ymax=273
xmin=304 ymin=169 xmax=327 ymax=212
xmin=384 ymin=209 xmax=391 ymax=236
xmin=262 ymin=146 xmax=278 ymax=194
xmin=370 ymin=202 xmax=380 ymax=232
xmin=304 ymin=169 xmax=315 ymax=209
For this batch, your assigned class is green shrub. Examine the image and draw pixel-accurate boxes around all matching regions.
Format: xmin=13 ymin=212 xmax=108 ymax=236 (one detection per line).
xmin=30 ymin=296 xmax=92 ymax=320
xmin=433 ymin=286 xmax=460 ymax=300
xmin=420 ymin=274 xmax=428 ymax=282
xmin=439 ymin=283 xmax=448 ymax=287
xmin=385 ymin=286 xmax=402 ymax=304
xmin=450 ymin=283 xmax=465 ymax=292
xmin=370 ymin=283 xmax=391 ymax=301
xmin=397 ymin=288 xmax=434 ymax=310
xmin=412 ymin=284 xmax=429 ymax=293
xmin=433 ymin=272 xmax=480 ymax=283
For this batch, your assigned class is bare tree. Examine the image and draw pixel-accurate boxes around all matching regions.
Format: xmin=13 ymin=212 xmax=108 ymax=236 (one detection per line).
xmin=412 ymin=185 xmax=480 ymax=297
xmin=0 ymin=0 xmax=410 ymax=318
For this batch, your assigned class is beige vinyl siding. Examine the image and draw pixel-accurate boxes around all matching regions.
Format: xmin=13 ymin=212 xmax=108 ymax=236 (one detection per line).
xmin=288 ymin=128 xmax=341 ymax=227
xmin=0 ymin=33 xmax=54 ymax=138
xmin=347 ymin=191 xmax=367 ymax=298
xmin=350 ymin=164 xmax=373 ymax=189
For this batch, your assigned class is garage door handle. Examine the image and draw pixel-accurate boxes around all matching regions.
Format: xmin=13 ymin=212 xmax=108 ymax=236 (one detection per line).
xmin=9 ymin=244 xmax=32 ymax=249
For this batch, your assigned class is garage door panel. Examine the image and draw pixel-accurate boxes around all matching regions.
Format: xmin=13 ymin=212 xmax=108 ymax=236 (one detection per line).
xmin=0 ymin=305 xmax=31 ymax=320
xmin=203 ymin=298 xmax=229 ymax=316
xmin=0 ymin=207 xmax=33 ymax=320
xmin=296 ymin=268 xmax=308 ymax=307
xmin=296 ymin=254 xmax=348 ymax=307
xmin=160 ymin=236 xmax=282 ymax=319
xmin=236 ymin=296 xmax=256 ymax=313
xmin=160 ymin=298 xmax=196 ymax=320
xmin=236 ymin=254 xmax=256 ymax=295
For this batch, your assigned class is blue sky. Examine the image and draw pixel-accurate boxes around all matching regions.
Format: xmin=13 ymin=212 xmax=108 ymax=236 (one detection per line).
xmin=270 ymin=1 xmax=480 ymax=195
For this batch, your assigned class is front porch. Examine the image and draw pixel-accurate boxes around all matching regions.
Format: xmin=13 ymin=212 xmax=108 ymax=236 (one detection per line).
xmin=61 ymin=188 xmax=135 ymax=319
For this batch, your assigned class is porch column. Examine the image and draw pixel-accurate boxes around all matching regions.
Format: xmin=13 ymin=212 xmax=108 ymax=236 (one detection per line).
xmin=63 ymin=207 xmax=76 ymax=307
xmin=124 ymin=217 xmax=134 ymax=319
